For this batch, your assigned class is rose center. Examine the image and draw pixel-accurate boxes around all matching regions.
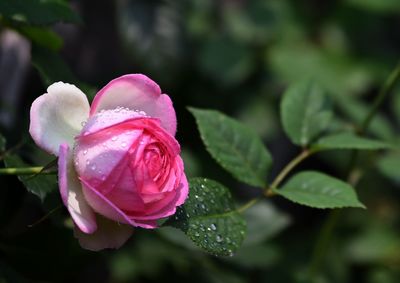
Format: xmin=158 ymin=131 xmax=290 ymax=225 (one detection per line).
xmin=143 ymin=144 xmax=164 ymax=179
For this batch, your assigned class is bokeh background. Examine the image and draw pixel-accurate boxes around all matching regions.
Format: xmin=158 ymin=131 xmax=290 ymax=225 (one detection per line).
xmin=0 ymin=0 xmax=400 ymax=282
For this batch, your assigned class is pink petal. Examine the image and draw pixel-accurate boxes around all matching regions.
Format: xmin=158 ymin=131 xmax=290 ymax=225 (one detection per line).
xmin=132 ymin=175 xmax=188 ymax=221
xmin=90 ymin=74 xmax=177 ymax=136
xmin=175 ymin=170 xmax=189 ymax=207
xmin=30 ymin=82 xmax=90 ymax=155
xmin=58 ymin=144 xmax=97 ymax=234
xmin=73 ymin=215 xmax=133 ymax=251
xmin=74 ymin=127 xmax=143 ymax=191
xmin=80 ymin=179 xmax=155 ymax=229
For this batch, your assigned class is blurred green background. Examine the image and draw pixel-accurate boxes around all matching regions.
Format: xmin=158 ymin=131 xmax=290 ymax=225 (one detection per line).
xmin=0 ymin=0 xmax=400 ymax=282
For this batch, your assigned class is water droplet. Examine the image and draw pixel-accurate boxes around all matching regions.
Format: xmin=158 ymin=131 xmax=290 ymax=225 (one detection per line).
xmin=210 ymin=224 xmax=217 ymax=231
xmin=83 ymin=150 xmax=88 ymax=155
xmin=200 ymin=204 xmax=206 ymax=209
xmin=91 ymin=164 xmax=96 ymax=171
xmin=194 ymin=232 xmax=200 ymax=237
xmin=111 ymin=136 xmax=117 ymax=141
xmin=101 ymin=175 xmax=106 ymax=181
xmin=86 ymin=160 xmax=90 ymax=165
xmin=216 ymin=235 xmax=223 ymax=242
xmin=121 ymin=142 xmax=127 ymax=147
xmin=81 ymin=121 xmax=86 ymax=127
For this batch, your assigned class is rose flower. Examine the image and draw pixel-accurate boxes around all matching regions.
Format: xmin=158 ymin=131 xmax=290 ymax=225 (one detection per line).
xmin=29 ymin=74 xmax=188 ymax=250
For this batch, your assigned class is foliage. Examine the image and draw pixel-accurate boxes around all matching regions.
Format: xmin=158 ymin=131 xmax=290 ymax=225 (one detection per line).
xmin=0 ymin=0 xmax=400 ymax=282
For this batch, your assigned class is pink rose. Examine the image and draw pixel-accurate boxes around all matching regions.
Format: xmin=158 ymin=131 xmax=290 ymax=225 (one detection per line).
xmin=29 ymin=74 xmax=188 ymax=251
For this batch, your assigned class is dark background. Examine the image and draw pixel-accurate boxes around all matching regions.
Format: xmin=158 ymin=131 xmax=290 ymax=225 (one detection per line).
xmin=0 ymin=0 xmax=400 ymax=282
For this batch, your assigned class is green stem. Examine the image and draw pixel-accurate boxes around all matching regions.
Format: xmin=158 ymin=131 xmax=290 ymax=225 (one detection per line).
xmin=238 ymin=148 xmax=317 ymax=213
xmin=308 ymin=210 xmax=341 ymax=278
xmin=307 ymin=60 xmax=400 ymax=280
xmin=361 ymin=61 xmax=400 ymax=133
xmin=265 ymin=148 xmax=317 ymax=196
xmin=28 ymin=205 xmax=63 ymax=228
xmin=237 ymin=197 xmax=261 ymax=213
xmin=0 ymin=167 xmax=55 ymax=175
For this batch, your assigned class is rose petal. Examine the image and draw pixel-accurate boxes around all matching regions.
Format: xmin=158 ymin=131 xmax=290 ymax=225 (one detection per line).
xmin=58 ymin=143 xmax=97 ymax=234
xmin=80 ymin=179 xmax=154 ymax=229
xmin=175 ymin=170 xmax=189 ymax=207
xmin=73 ymin=215 xmax=133 ymax=251
xmin=90 ymin=74 xmax=177 ymax=136
xmin=30 ymin=82 xmax=90 ymax=155
xmin=74 ymin=127 xmax=143 ymax=191
xmin=131 ymin=175 xmax=188 ymax=221
xmin=79 ymin=108 xmax=145 ymax=137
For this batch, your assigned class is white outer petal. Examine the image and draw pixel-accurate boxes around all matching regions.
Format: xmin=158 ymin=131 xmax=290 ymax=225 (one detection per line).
xmin=58 ymin=144 xmax=97 ymax=234
xmin=73 ymin=215 xmax=133 ymax=251
xmin=30 ymin=82 xmax=90 ymax=155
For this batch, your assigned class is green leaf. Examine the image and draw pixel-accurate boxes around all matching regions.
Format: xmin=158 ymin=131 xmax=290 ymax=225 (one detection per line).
xmin=346 ymin=0 xmax=400 ymax=14
xmin=274 ymin=171 xmax=365 ymax=209
xmin=335 ymin=94 xmax=395 ymax=140
xmin=0 ymin=133 xmax=5 ymax=153
xmin=17 ymin=26 xmax=63 ymax=51
xmin=31 ymin=44 xmax=76 ymax=85
xmin=0 ymin=0 xmax=81 ymax=26
xmin=243 ymin=202 xmax=290 ymax=246
xmin=198 ymin=36 xmax=254 ymax=86
xmin=164 ymin=178 xmax=246 ymax=256
xmin=4 ymin=155 xmax=57 ymax=201
xmin=31 ymin=45 xmax=97 ymax=99
xmin=226 ymin=244 xmax=281 ymax=269
xmin=281 ymin=80 xmax=333 ymax=146
xmin=346 ymin=225 xmax=400 ymax=264
xmin=393 ymin=89 xmax=400 ymax=125
xmin=189 ymin=108 xmax=272 ymax=187
xmin=377 ymin=153 xmax=400 ymax=183
xmin=268 ymin=41 xmax=377 ymax=96
xmin=314 ymin=133 xmax=390 ymax=151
